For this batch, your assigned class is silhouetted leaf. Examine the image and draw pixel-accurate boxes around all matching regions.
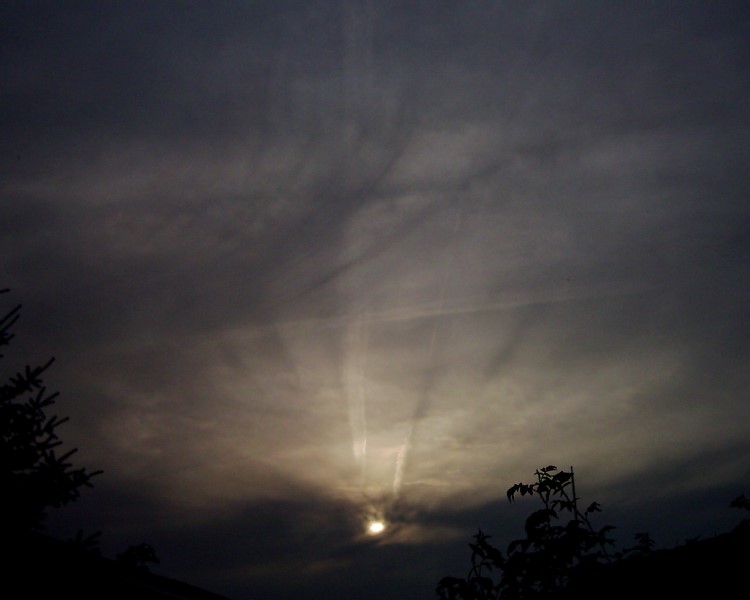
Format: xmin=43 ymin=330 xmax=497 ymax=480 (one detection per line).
xmin=507 ymin=538 xmax=531 ymax=554
xmin=507 ymin=484 xmax=520 ymax=502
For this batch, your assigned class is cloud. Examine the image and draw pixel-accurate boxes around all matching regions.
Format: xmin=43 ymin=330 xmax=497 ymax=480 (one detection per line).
xmin=3 ymin=2 xmax=750 ymax=598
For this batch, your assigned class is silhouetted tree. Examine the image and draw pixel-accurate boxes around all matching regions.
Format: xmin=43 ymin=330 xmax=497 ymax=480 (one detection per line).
xmin=438 ymin=465 xmax=750 ymax=599
xmin=437 ymin=466 xmax=616 ymax=600
xmin=116 ymin=542 xmax=161 ymax=572
xmin=730 ymin=493 xmax=750 ymax=531
xmin=0 ymin=291 xmax=191 ymax=599
xmin=0 ymin=290 xmax=101 ymax=537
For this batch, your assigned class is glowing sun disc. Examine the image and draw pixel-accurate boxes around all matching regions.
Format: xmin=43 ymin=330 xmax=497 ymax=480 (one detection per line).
xmin=368 ymin=520 xmax=385 ymax=535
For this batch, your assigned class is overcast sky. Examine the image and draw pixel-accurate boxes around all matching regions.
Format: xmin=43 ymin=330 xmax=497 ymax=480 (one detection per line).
xmin=2 ymin=2 xmax=749 ymax=598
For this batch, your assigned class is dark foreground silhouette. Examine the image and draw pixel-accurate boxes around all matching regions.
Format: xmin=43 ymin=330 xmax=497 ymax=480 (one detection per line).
xmin=7 ymin=531 xmax=231 ymax=600
xmin=1 ymin=292 xmax=230 ymax=599
xmin=559 ymin=523 xmax=749 ymax=599
xmin=438 ymin=466 xmax=750 ymax=599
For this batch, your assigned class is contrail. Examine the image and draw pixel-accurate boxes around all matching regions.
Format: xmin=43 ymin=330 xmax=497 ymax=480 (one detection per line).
xmin=392 ymin=312 xmax=443 ymax=498
xmin=269 ymin=281 xmax=655 ymax=335
xmin=392 ymin=422 xmax=411 ymax=497
xmin=392 ymin=207 xmax=462 ymax=500
xmin=344 ymin=313 xmax=370 ymax=489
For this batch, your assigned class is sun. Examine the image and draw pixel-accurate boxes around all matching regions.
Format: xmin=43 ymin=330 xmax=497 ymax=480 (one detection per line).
xmin=367 ymin=520 xmax=386 ymax=535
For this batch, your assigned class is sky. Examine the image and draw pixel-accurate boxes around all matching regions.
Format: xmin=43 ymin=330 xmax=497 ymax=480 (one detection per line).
xmin=2 ymin=1 xmax=749 ymax=598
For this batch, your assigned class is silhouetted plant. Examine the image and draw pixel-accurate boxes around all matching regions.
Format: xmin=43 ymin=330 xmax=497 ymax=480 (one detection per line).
xmin=437 ymin=466 xmax=615 ymax=600
xmin=0 ymin=290 xmax=102 ymax=536
xmin=619 ymin=531 xmax=654 ymax=558
xmin=68 ymin=529 xmax=104 ymax=556
xmin=730 ymin=493 xmax=750 ymax=531
xmin=116 ymin=542 xmax=161 ymax=571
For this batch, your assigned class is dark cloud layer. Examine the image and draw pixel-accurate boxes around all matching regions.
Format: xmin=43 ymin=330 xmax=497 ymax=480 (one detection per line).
xmin=2 ymin=2 xmax=750 ymax=598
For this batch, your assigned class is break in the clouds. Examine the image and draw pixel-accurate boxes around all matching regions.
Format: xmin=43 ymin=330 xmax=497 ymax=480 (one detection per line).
xmin=2 ymin=2 xmax=750 ymax=598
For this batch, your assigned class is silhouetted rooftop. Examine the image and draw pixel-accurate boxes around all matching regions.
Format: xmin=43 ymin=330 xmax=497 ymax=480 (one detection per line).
xmin=7 ymin=533 xmax=232 ymax=600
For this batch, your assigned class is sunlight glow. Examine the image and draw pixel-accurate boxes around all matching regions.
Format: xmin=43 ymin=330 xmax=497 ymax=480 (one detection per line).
xmin=367 ymin=520 xmax=385 ymax=535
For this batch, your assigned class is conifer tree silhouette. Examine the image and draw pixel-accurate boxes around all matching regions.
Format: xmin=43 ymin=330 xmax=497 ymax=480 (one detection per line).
xmin=0 ymin=290 xmax=101 ymax=537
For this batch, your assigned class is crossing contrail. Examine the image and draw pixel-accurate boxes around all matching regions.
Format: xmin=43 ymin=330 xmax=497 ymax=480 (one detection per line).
xmin=392 ymin=207 xmax=462 ymax=500
xmin=344 ymin=313 xmax=370 ymax=489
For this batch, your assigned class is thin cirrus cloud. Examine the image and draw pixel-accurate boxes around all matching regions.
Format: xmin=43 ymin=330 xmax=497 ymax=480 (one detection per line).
xmin=2 ymin=2 xmax=749 ymax=599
